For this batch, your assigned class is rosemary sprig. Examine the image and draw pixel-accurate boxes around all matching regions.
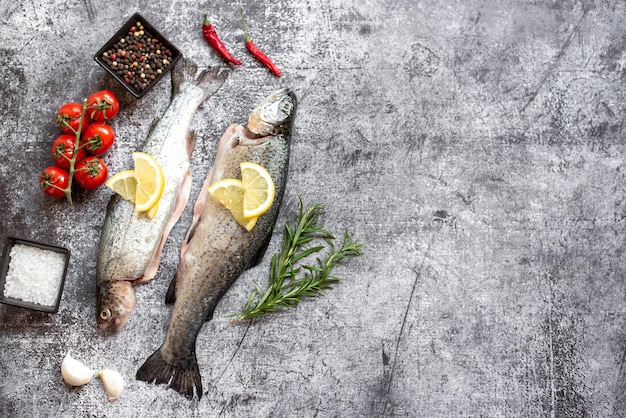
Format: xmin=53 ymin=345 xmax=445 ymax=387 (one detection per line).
xmin=231 ymin=198 xmax=363 ymax=323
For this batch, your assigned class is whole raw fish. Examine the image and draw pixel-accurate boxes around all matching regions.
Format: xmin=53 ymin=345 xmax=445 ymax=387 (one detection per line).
xmin=136 ymin=89 xmax=297 ymax=399
xmin=96 ymin=60 xmax=229 ymax=331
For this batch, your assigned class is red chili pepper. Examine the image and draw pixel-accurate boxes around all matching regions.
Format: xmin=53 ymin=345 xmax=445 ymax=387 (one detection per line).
xmin=202 ymin=14 xmax=242 ymax=65
xmin=240 ymin=9 xmax=282 ymax=77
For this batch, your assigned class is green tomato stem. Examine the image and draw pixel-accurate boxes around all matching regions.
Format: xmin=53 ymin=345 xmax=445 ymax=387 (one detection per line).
xmin=63 ymin=99 xmax=90 ymax=206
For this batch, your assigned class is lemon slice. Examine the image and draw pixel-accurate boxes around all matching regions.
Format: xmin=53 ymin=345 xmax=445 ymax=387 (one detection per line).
xmin=146 ymin=201 xmax=159 ymax=219
xmin=240 ymin=162 xmax=275 ymax=219
xmin=105 ymin=170 xmax=137 ymax=202
xmin=208 ymin=178 xmax=258 ymax=231
xmin=105 ymin=169 xmax=159 ymax=219
xmin=132 ymin=152 xmax=165 ymax=213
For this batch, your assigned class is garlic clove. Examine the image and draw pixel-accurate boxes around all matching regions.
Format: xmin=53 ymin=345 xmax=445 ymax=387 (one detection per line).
xmin=61 ymin=352 xmax=96 ymax=387
xmin=98 ymin=368 xmax=124 ymax=401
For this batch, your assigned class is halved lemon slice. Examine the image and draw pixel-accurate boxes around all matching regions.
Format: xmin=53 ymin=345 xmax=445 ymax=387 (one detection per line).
xmin=132 ymin=152 xmax=165 ymax=213
xmin=146 ymin=201 xmax=159 ymax=219
xmin=240 ymin=162 xmax=275 ymax=219
xmin=105 ymin=170 xmax=159 ymax=219
xmin=208 ymin=178 xmax=258 ymax=231
xmin=105 ymin=170 xmax=137 ymax=202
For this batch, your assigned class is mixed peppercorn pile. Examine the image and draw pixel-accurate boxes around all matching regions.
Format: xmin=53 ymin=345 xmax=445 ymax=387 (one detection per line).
xmin=100 ymin=21 xmax=174 ymax=93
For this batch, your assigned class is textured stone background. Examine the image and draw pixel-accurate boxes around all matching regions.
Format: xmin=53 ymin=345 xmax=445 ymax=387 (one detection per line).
xmin=1 ymin=0 xmax=625 ymax=416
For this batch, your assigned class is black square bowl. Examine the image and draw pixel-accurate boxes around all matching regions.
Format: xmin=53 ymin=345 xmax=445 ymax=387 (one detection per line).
xmin=0 ymin=237 xmax=70 ymax=313
xmin=94 ymin=12 xmax=183 ymax=99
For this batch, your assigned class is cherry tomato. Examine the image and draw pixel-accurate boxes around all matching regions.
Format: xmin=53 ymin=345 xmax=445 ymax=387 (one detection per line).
xmin=87 ymin=90 xmax=120 ymax=122
xmin=56 ymin=102 xmax=87 ymax=134
xmin=74 ymin=156 xmax=108 ymax=190
xmin=51 ymin=134 xmax=86 ymax=169
xmin=39 ymin=166 xmax=70 ymax=199
xmin=82 ymin=122 xmax=115 ymax=155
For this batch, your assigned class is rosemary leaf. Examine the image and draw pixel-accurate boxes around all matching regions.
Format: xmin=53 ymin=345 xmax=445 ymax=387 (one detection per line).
xmin=231 ymin=198 xmax=363 ymax=322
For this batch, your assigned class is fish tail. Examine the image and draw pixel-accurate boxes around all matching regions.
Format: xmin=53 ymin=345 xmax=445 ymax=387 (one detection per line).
xmin=136 ymin=346 xmax=203 ymax=399
xmin=171 ymin=58 xmax=229 ymax=103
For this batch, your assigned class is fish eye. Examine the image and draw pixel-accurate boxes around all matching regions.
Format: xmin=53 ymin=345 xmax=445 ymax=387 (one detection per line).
xmin=279 ymin=98 xmax=293 ymax=115
xmin=100 ymin=309 xmax=111 ymax=320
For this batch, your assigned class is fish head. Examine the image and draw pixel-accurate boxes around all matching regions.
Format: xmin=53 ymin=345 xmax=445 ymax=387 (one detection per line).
xmin=97 ymin=280 xmax=136 ymax=332
xmin=247 ymin=88 xmax=297 ymax=138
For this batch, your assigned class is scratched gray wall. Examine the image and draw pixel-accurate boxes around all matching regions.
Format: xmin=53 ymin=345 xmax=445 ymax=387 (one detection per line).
xmin=1 ymin=0 xmax=625 ymax=416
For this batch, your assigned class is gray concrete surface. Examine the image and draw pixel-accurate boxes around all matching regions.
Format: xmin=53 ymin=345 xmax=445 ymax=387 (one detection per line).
xmin=1 ymin=0 xmax=625 ymax=416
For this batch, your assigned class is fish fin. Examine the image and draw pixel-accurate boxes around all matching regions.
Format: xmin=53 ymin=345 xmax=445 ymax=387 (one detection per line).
xmin=171 ymin=58 xmax=229 ymax=103
xmin=136 ymin=347 xmax=203 ymax=400
xmin=186 ymin=131 xmax=197 ymax=158
xmin=136 ymin=166 xmax=193 ymax=286
xmin=181 ymin=161 xmax=216 ymax=252
xmin=183 ymin=220 xmax=199 ymax=251
xmin=166 ymin=269 xmax=213 ymax=319
xmin=247 ymin=230 xmax=272 ymax=269
xmin=165 ymin=274 xmax=176 ymax=304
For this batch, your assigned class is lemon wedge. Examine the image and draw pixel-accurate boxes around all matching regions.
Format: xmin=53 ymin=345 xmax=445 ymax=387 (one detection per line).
xmin=208 ymin=178 xmax=258 ymax=231
xmin=206 ymin=162 xmax=274 ymax=231
xmin=239 ymin=162 xmax=275 ymax=219
xmin=105 ymin=154 xmax=163 ymax=219
xmin=105 ymin=170 xmax=137 ymax=202
xmin=132 ymin=152 xmax=165 ymax=213
xmin=146 ymin=201 xmax=159 ymax=219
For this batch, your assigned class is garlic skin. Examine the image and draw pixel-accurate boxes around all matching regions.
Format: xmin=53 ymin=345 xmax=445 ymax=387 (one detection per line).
xmin=61 ymin=352 xmax=96 ymax=387
xmin=98 ymin=368 xmax=124 ymax=401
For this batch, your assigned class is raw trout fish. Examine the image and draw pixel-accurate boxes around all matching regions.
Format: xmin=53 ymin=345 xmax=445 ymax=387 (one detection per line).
xmin=136 ymin=89 xmax=297 ymax=399
xmin=96 ymin=60 xmax=228 ymax=332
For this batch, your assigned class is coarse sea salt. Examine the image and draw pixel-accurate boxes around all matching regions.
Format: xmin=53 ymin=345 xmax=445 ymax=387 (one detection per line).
xmin=3 ymin=244 xmax=65 ymax=307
